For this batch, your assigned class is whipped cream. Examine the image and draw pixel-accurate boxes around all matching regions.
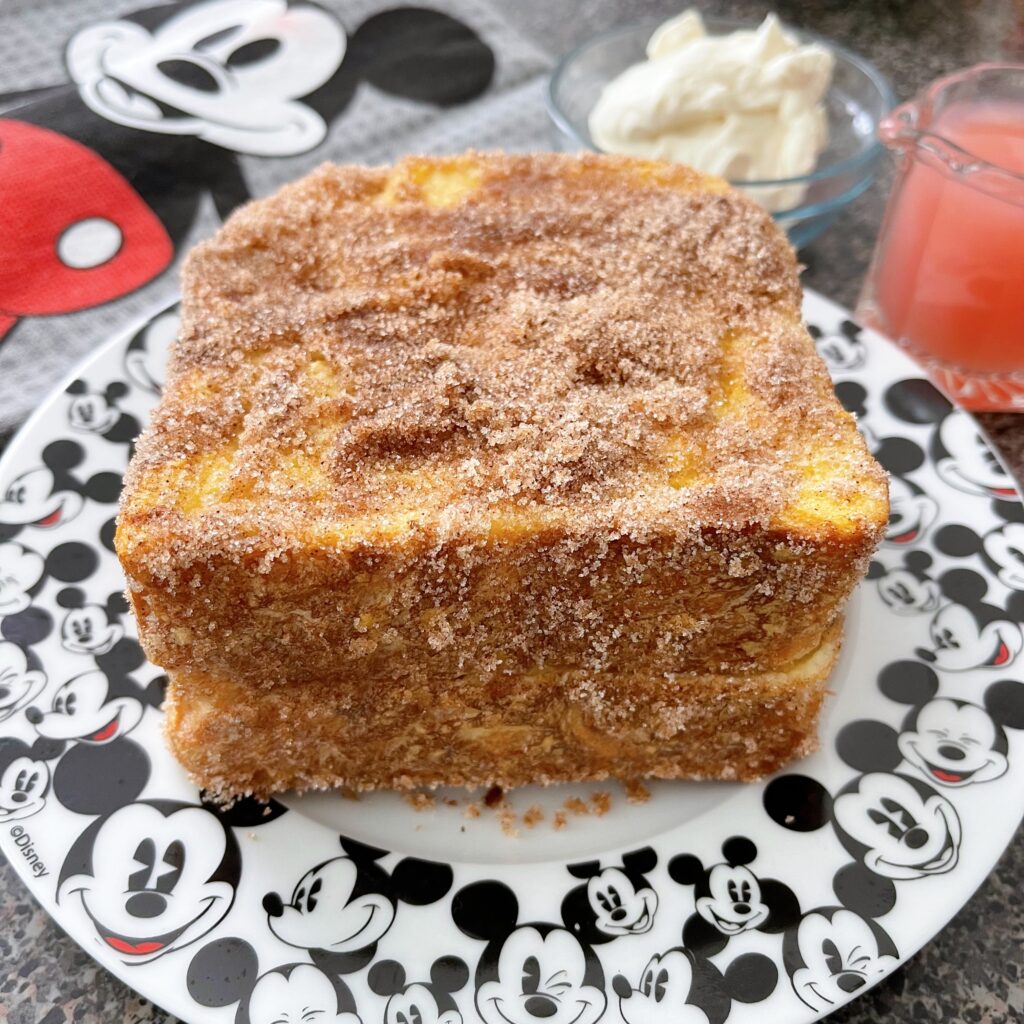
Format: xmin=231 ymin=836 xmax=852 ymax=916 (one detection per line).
xmin=588 ymin=11 xmax=834 ymax=211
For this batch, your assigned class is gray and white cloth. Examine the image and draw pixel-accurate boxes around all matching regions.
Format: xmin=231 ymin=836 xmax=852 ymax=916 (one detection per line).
xmin=0 ymin=0 xmax=555 ymax=433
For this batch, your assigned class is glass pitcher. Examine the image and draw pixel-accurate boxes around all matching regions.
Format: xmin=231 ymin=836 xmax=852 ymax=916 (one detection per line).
xmin=857 ymin=64 xmax=1024 ymax=411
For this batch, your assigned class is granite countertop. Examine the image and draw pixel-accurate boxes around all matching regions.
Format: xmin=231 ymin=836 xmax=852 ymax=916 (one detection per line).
xmin=2 ymin=1 xmax=1023 ymax=1021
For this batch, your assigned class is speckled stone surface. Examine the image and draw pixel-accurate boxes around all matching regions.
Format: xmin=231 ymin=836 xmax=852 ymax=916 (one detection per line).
xmin=1 ymin=1 xmax=1023 ymax=1021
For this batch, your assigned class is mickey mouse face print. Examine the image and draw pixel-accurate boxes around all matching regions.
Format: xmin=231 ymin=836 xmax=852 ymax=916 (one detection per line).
xmin=67 ymin=0 xmax=347 ymax=156
xmin=786 ymin=909 xmax=897 ymax=1012
xmin=478 ymin=927 xmax=606 ymax=1024
xmin=0 ymin=642 xmax=46 ymax=722
xmin=58 ymin=801 xmax=239 ymax=964
xmin=0 ymin=740 xmax=50 ymax=823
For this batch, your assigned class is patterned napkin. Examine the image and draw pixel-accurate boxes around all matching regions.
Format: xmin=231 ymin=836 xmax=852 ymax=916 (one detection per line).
xmin=0 ymin=0 xmax=553 ymax=432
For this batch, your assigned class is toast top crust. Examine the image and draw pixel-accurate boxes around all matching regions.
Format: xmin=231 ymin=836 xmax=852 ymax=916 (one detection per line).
xmin=120 ymin=152 xmax=887 ymax=569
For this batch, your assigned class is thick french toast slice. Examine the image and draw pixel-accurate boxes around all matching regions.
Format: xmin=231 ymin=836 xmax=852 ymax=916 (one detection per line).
xmin=164 ymin=620 xmax=843 ymax=799
xmin=117 ymin=152 xmax=886 ymax=794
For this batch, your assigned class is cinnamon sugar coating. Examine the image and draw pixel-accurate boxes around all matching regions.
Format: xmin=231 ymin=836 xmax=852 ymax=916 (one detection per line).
xmin=117 ymin=152 xmax=887 ymax=794
xmin=165 ymin=620 xmax=843 ymax=801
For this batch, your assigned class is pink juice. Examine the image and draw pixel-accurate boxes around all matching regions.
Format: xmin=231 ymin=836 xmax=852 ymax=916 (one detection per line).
xmin=872 ymin=100 xmax=1024 ymax=380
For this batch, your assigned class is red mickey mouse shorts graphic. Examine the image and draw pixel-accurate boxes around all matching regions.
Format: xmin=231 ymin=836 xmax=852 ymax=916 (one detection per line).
xmin=0 ymin=119 xmax=173 ymax=342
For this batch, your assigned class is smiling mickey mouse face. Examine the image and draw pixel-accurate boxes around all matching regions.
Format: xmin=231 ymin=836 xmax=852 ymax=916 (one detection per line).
xmin=125 ymin=308 xmax=176 ymax=395
xmin=68 ymin=390 xmax=122 ymax=435
xmin=885 ymin=476 xmax=937 ymax=546
xmin=938 ymin=416 xmax=1018 ymax=498
xmin=919 ymin=602 xmax=1022 ymax=672
xmin=60 ymin=604 xmax=124 ymax=655
xmin=585 ymin=868 xmax=656 ymax=936
xmin=0 ymin=465 xmax=83 ymax=529
xmin=898 ymin=699 xmax=1008 ymax=787
xmin=875 ymin=567 xmax=941 ymax=616
xmin=266 ymin=855 xmax=395 ymax=952
xmin=695 ymin=864 xmax=769 ymax=935
xmin=790 ymin=909 xmax=896 ymax=1012
xmin=617 ymin=951 xmax=712 ymax=1024
xmin=0 ymin=753 xmax=49 ymax=822
xmin=29 ymin=670 xmax=143 ymax=744
xmin=248 ymin=964 xmax=360 ymax=1024
xmin=0 ymin=444 xmax=121 ymax=539
xmin=813 ymin=327 xmax=866 ymax=372
xmin=68 ymin=0 xmax=347 ymax=156
xmin=833 ymin=773 xmax=960 ymax=880
xmin=368 ymin=955 xmax=469 ymax=1024
xmin=868 ymin=553 xmax=941 ymax=619
xmin=0 ymin=641 xmax=46 ymax=720
xmin=0 ymin=543 xmax=44 ymax=615
xmin=478 ymin=927 xmax=605 ymax=1024
xmin=59 ymin=802 xmax=235 ymax=964
xmin=384 ymin=983 xmax=460 ymax=1024
xmin=982 ymin=523 xmax=1024 ymax=590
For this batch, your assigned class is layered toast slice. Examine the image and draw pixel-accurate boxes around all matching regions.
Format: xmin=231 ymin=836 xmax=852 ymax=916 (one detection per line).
xmin=116 ymin=152 xmax=887 ymax=798
xmin=164 ymin=621 xmax=843 ymax=797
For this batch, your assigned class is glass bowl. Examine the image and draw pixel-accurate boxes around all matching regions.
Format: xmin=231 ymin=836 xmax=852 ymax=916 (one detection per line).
xmin=546 ymin=17 xmax=896 ymax=248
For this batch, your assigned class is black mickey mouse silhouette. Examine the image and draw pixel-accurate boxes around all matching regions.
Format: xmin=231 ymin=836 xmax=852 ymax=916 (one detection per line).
xmin=866 ymin=551 xmax=941 ymax=616
xmin=66 ymin=379 xmax=140 ymax=453
xmin=0 ymin=441 xmax=121 ymax=538
xmin=188 ymin=936 xmax=361 ymax=1024
xmin=2 ymin=0 xmax=496 ymax=341
xmin=611 ymin=947 xmax=776 ymax=1024
xmin=452 ymin=879 xmax=607 ymax=1024
xmin=934 ymin=500 xmax=1024 ymax=591
xmin=369 ymin=956 xmax=470 ymax=1024
xmin=560 ymin=846 xmax=658 ymax=944
xmin=263 ymin=836 xmax=453 ymax=971
xmin=58 ymin=797 xmax=240 ymax=965
xmin=914 ymin=568 xmax=1024 ymax=671
xmin=884 ymin=378 xmax=1020 ymax=500
xmin=838 ymin=660 xmax=1024 ymax=789
xmin=0 ymin=736 xmax=51 ymax=824
xmin=27 ymin=667 xmax=165 ymax=746
xmin=809 ymin=319 xmax=867 ymax=372
xmin=55 ymin=586 xmax=146 ymax=676
xmin=763 ymin=777 xmax=901 ymax=1013
xmin=124 ymin=305 xmax=178 ymax=395
xmin=667 ymin=837 xmax=800 ymax=959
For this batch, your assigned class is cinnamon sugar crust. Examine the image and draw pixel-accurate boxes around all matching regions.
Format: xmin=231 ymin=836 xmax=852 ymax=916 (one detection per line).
xmin=127 ymin=153 xmax=834 ymax=532
xmin=116 ymin=152 xmax=887 ymax=795
xmin=165 ymin=619 xmax=843 ymax=801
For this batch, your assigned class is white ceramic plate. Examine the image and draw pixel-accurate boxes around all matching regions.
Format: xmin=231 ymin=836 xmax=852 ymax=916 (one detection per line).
xmin=1 ymin=291 xmax=1022 ymax=1024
